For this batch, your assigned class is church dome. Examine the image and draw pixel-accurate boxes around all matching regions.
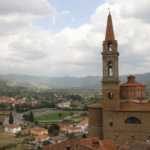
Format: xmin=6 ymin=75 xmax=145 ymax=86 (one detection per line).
xmin=120 ymin=75 xmax=146 ymax=100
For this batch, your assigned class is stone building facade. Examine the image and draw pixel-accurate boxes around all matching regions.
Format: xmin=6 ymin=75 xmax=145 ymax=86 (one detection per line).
xmin=88 ymin=13 xmax=150 ymax=145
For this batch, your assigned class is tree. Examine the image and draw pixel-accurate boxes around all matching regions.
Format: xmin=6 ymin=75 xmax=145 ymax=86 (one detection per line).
xmin=70 ymin=112 xmax=74 ymax=116
xmin=9 ymin=112 xmax=14 ymax=124
xmin=80 ymin=112 xmax=88 ymax=117
xmin=16 ymin=132 xmax=22 ymax=137
xmin=44 ymin=123 xmax=48 ymax=129
xmin=82 ymin=133 xmax=87 ymax=138
xmin=48 ymin=123 xmax=60 ymax=136
xmin=10 ymin=104 xmax=13 ymax=110
xmin=23 ymin=114 xmax=29 ymax=121
xmin=29 ymin=111 xmax=34 ymax=122
xmin=58 ymin=113 xmax=63 ymax=119
xmin=43 ymin=140 xmax=49 ymax=145
xmin=82 ymin=105 xmax=88 ymax=111
xmin=68 ymin=133 xmax=76 ymax=139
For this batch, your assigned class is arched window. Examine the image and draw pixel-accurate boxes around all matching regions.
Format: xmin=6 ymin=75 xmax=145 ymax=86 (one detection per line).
xmin=108 ymin=62 xmax=113 ymax=77
xmin=108 ymin=43 xmax=112 ymax=51
xmin=124 ymin=117 xmax=141 ymax=124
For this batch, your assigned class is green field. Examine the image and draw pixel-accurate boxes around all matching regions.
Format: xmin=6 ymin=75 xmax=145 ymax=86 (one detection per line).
xmin=35 ymin=112 xmax=78 ymax=121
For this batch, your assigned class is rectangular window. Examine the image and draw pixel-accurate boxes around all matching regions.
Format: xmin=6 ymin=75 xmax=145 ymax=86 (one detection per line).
xmin=109 ymin=122 xmax=113 ymax=127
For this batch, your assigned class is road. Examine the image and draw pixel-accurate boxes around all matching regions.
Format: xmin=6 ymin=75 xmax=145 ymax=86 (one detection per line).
xmin=3 ymin=110 xmax=27 ymax=125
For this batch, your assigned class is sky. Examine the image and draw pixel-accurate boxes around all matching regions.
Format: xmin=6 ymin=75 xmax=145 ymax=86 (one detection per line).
xmin=0 ymin=0 xmax=150 ymax=77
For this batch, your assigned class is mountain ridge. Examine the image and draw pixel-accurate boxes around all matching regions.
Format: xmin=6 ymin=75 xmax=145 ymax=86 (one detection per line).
xmin=0 ymin=73 xmax=150 ymax=89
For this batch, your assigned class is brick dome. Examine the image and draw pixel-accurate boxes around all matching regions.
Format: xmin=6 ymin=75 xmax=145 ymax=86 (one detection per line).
xmin=120 ymin=75 xmax=146 ymax=99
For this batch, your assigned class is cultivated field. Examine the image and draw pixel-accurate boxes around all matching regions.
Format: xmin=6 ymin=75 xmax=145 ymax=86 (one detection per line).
xmin=0 ymin=132 xmax=24 ymax=146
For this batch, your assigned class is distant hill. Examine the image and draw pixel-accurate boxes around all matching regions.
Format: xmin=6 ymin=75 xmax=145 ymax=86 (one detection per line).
xmin=0 ymin=73 xmax=150 ymax=90
xmin=0 ymin=77 xmax=29 ymax=91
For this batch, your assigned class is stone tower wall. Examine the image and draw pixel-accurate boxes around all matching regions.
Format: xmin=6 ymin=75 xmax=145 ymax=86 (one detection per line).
xmin=88 ymin=107 xmax=103 ymax=138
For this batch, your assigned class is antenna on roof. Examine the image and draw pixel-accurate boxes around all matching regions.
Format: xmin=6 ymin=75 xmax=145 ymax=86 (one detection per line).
xmin=108 ymin=7 xmax=111 ymax=14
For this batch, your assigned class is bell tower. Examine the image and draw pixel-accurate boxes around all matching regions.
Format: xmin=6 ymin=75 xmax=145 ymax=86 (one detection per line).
xmin=101 ymin=13 xmax=120 ymax=110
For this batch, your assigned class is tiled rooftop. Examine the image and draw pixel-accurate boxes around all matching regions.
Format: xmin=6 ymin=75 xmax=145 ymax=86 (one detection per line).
xmin=119 ymin=101 xmax=150 ymax=111
xmin=120 ymin=140 xmax=150 ymax=150
xmin=5 ymin=124 xmax=20 ymax=128
xmin=31 ymin=127 xmax=48 ymax=131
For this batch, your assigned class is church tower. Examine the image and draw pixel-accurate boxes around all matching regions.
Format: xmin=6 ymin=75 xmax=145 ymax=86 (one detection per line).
xmin=102 ymin=13 xmax=120 ymax=140
xmin=101 ymin=13 xmax=120 ymax=110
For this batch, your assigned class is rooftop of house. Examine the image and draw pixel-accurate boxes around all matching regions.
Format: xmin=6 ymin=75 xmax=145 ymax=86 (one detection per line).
xmin=58 ymin=124 xmax=67 ymax=128
xmin=50 ymin=136 xmax=66 ymax=141
xmin=5 ymin=124 xmax=20 ymax=128
xmin=119 ymin=140 xmax=150 ymax=150
xmin=20 ymin=128 xmax=31 ymax=132
xmin=77 ymin=120 xmax=88 ymax=126
xmin=31 ymin=127 xmax=48 ymax=131
xmin=43 ymin=137 xmax=118 ymax=150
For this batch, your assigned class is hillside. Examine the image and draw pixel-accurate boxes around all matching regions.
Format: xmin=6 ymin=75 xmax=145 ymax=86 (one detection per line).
xmin=0 ymin=77 xmax=32 ymax=92
xmin=0 ymin=73 xmax=150 ymax=90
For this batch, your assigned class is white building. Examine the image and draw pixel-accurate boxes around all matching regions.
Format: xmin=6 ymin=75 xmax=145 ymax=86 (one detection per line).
xmin=77 ymin=120 xmax=88 ymax=133
xmin=5 ymin=124 xmax=21 ymax=133
xmin=57 ymin=102 xmax=70 ymax=108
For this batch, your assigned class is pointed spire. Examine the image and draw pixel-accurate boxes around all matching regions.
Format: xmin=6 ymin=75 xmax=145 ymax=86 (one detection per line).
xmin=105 ymin=13 xmax=115 ymax=41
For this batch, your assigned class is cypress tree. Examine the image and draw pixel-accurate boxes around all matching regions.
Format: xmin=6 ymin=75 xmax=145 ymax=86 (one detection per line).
xmin=29 ymin=111 xmax=34 ymax=122
xmin=9 ymin=112 xmax=14 ymax=124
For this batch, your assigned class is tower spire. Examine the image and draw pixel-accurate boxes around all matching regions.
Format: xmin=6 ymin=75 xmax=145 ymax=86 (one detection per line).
xmin=105 ymin=13 xmax=115 ymax=41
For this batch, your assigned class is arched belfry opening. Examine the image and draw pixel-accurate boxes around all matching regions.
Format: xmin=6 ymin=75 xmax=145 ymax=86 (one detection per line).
xmin=108 ymin=43 xmax=112 ymax=51
xmin=108 ymin=62 xmax=113 ymax=77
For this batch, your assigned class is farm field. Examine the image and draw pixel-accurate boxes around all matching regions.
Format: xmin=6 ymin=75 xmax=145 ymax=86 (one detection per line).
xmin=35 ymin=112 xmax=79 ymax=121
xmin=0 ymin=132 xmax=24 ymax=147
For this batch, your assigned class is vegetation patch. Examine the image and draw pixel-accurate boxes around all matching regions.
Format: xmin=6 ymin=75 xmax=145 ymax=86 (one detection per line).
xmin=35 ymin=112 xmax=78 ymax=121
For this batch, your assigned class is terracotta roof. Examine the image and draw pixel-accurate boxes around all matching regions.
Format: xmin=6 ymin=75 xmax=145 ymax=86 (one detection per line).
xmin=88 ymin=102 xmax=103 ymax=108
xmin=43 ymin=138 xmax=100 ymax=150
xmin=31 ymin=127 xmax=48 ymax=131
xmin=119 ymin=101 xmax=150 ymax=111
xmin=35 ymin=135 xmax=50 ymax=139
xmin=77 ymin=120 xmax=88 ymax=126
xmin=20 ymin=128 xmax=31 ymax=132
xmin=58 ymin=124 xmax=67 ymax=128
xmin=120 ymin=140 xmax=150 ymax=150
xmin=50 ymin=136 xmax=65 ymax=142
xmin=102 ymin=139 xmax=118 ymax=150
xmin=105 ymin=13 xmax=115 ymax=41
xmin=43 ymin=137 xmax=118 ymax=150
xmin=120 ymin=81 xmax=146 ymax=87
xmin=5 ymin=124 xmax=20 ymax=128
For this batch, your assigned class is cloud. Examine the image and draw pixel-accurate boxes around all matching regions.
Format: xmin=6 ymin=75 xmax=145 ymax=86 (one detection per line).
xmin=0 ymin=0 xmax=56 ymax=16
xmin=119 ymin=0 xmax=150 ymax=23
xmin=0 ymin=0 xmax=150 ymax=77
xmin=0 ymin=0 xmax=56 ymax=36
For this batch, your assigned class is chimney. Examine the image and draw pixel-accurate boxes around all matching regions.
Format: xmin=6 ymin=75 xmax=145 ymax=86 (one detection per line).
xmin=92 ymin=138 xmax=100 ymax=148
xmin=99 ymin=138 xmax=102 ymax=145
